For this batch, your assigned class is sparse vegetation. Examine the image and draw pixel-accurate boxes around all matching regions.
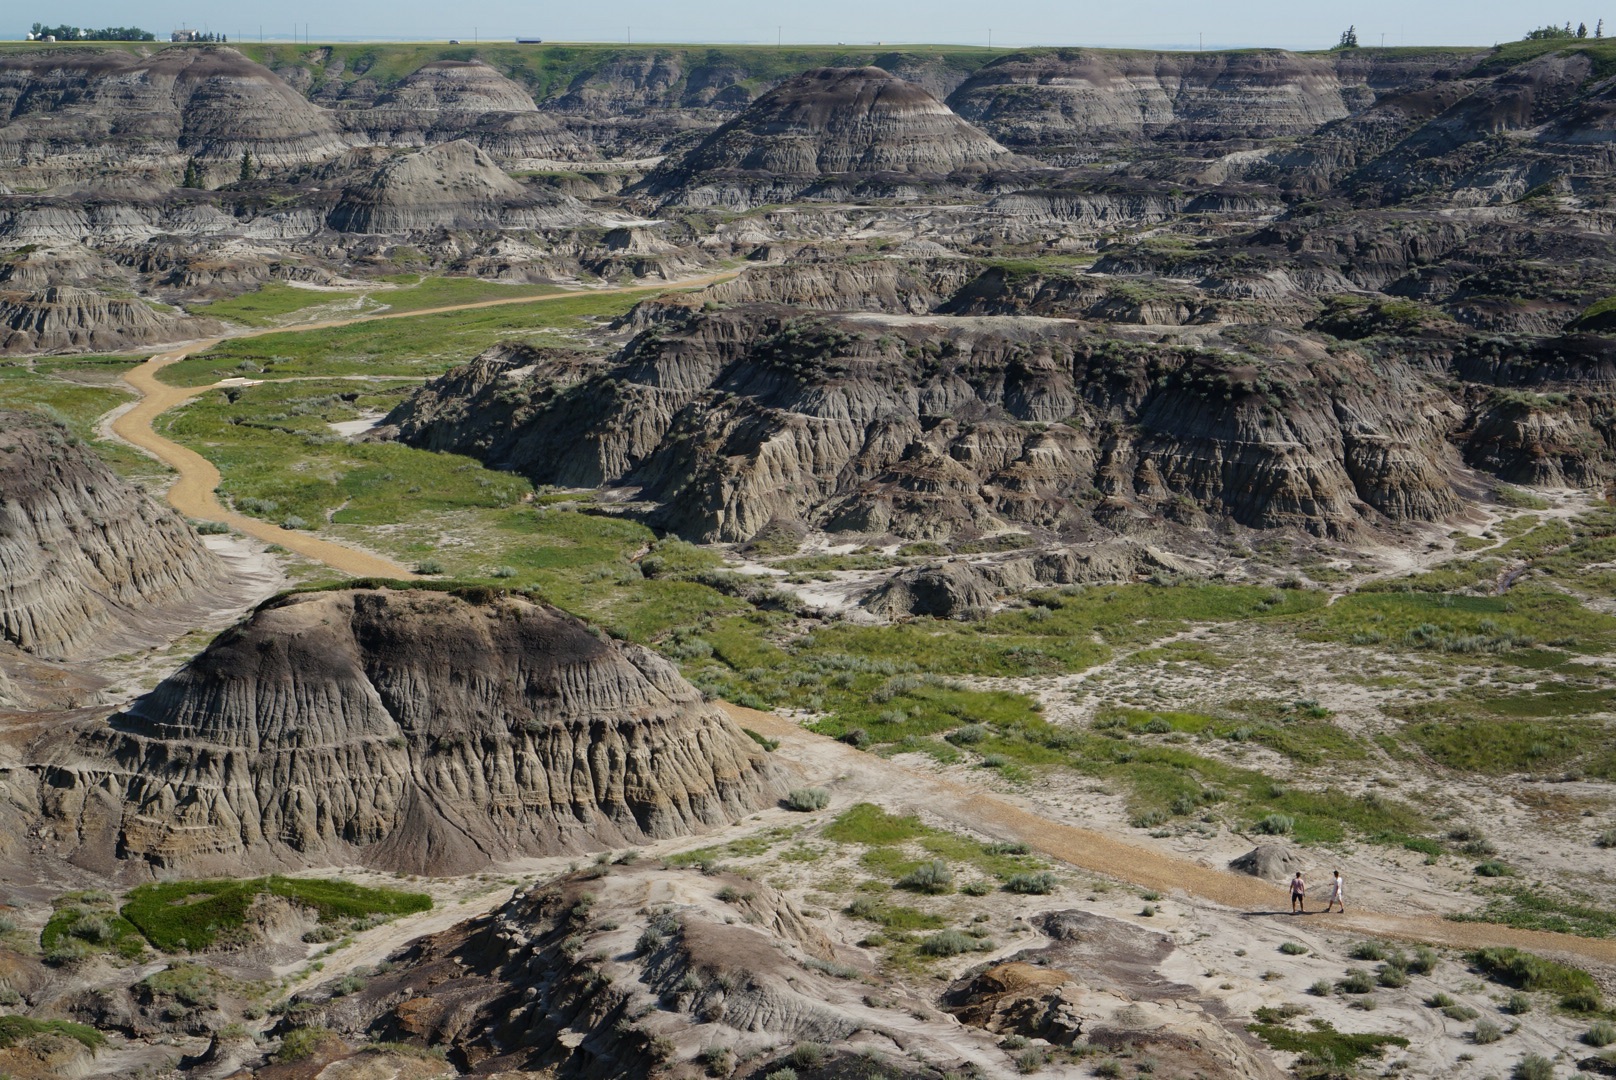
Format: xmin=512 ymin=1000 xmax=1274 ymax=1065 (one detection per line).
xmin=785 ymin=787 xmax=830 ymax=812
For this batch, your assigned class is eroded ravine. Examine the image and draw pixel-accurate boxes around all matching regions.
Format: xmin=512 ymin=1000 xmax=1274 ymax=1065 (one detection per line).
xmin=107 ymin=273 xmax=738 ymax=579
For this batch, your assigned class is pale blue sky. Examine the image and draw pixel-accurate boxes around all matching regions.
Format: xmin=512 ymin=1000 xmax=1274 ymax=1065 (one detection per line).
xmin=12 ymin=2 xmax=1604 ymax=50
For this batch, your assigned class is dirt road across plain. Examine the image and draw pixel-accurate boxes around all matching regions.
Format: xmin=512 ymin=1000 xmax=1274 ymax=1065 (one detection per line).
xmin=110 ymin=273 xmax=738 ymax=579
xmin=725 ymin=704 xmax=1616 ymax=969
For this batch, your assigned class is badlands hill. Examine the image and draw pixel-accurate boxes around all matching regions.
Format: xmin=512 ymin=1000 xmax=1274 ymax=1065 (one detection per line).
xmin=26 ymin=585 xmax=784 ymax=876
xmin=0 ymin=411 xmax=224 ymax=660
xmin=640 ymin=66 xmax=1020 ymax=207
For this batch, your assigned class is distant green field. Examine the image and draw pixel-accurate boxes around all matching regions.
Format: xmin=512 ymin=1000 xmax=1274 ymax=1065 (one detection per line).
xmin=122 ymin=876 xmax=431 ymax=952
xmin=192 ymin=277 xmax=568 ymax=329
xmin=159 ymin=287 xmax=640 ymax=384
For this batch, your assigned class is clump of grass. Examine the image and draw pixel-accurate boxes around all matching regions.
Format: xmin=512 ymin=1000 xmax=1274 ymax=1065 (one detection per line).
xmin=1407 ymin=946 xmax=1440 ymax=975
xmin=1376 ymin=964 xmax=1408 ymax=989
xmin=0 ymin=1016 xmax=106 ymax=1051
xmin=1279 ymin=941 xmax=1309 ymax=956
xmin=919 ymin=930 xmax=987 ymax=957
xmin=1349 ymin=941 xmax=1388 ymax=961
xmin=1472 ymin=1018 xmax=1503 ymax=1044
xmin=1503 ymin=992 xmax=1533 ymax=1015
xmin=1583 ymin=1020 xmax=1616 ymax=1047
xmin=1511 ymin=1053 xmax=1555 ymax=1080
xmin=1338 ymin=969 xmax=1376 ymax=994
xmin=1307 ymin=979 xmax=1333 ymax=997
xmin=786 ymin=1042 xmax=827 ymax=1069
xmin=784 ymin=787 xmax=830 ymax=812
xmin=1444 ymin=1004 xmax=1480 ymax=1021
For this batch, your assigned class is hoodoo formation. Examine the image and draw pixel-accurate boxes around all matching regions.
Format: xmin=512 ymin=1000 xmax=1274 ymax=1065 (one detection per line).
xmin=0 ymin=411 xmax=225 ymax=660
xmin=29 ymin=586 xmax=784 ymax=876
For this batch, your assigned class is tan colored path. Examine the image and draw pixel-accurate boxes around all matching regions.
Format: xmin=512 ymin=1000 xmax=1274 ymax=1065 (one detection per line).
xmin=110 ymin=273 xmax=737 ymax=579
xmin=727 ymin=704 xmax=1616 ymax=969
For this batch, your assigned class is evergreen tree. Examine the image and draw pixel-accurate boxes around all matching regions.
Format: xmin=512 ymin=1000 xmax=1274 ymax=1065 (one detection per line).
xmin=182 ymin=158 xmax=203 ymax=189
xmin=1333 ymin=24 xmax=1360 ymax=50
xmin=238 ymin=150 xmax=256 ymax=185
xmin=1579 ymin=21 xmax=1589 ymax=37
xmin=1598 ymin=18 xmax=1605 ymax=37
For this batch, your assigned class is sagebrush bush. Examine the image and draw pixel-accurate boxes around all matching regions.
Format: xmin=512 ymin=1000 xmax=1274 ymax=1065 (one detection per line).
xmin=1472 ymin=1018 xmax=1503 ymax=1044
xmin=1583 ymin=1020 xmax=1616 ymax=1047
xmin=1279 ymin=941 xmax=1308 ymax=956
xmin=784 ymin=787 xmax=830 ymax=812
xmin=1338 ymin=969 xmax=1375 ymax=994
xmin=1003 ymin=871 xmax=1057 ymax=895
xmin=1511 ymin=1053 xmax=1554 ymax=1080
xmin=919 ymin=930 xmax=978 ymax=957
xmin=1255 ymin=813 xmax=1295 ymax=835
xmin=899 ymin=861 xmax=954 ymax=894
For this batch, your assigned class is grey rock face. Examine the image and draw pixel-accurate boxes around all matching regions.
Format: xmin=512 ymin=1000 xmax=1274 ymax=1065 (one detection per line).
xmin=326 ymin=140 xmax=592 ymax=233
xmin=387 ymin=301 xmax=1464 ymax=543
xmin=33 ymin=587 xmax=785 ymax=875
xmin=0 ymin=412 xmax=225 ymax=660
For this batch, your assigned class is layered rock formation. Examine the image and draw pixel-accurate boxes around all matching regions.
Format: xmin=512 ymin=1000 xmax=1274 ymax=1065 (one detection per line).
xmin=0 ymin=47 xmax=351 ymax=186
xmin=327 ymin=140 xmax=592 ymax=233
xmin=31 ymin=586 xmax=783 ymax=875
xmin=387 ymin=300 xmax=1465 ymax=543
xmin=642 ymin=67 xmax=1020 ymax=208
xmin=0 ymin=286 xmax=221 ymax=354
xmin=0 ymin=412 xmax=225 ymax=659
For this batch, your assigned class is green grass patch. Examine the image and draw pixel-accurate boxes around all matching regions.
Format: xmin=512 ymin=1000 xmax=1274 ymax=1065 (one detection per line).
xmin=823 ymin=804 xmax=1044 ymax=886
xmin=40 ymin=891 xmax=146 ymax=963
xmin=1468 ymin=947 xmax=1601 ymax=1003
xmin=160 ymin=288 xmax=644 ymax=385
xmin=1399 ymin=710 xmax=1614 ymax=778
xmin=121 ymin=877 xmax=431 ymax=952
xmin=0 ymin=1016 xmax=106 ymax=1051
xmin=192 ymin=282 xmax=368 ymax=326
xmin=1451 ymin=888 xmax=1616 ymax=939
xmin=1307 ymin=585 xmax=1616 ymax=662
xmin=1248 ymin=1018 xmax=1408 ymax=1069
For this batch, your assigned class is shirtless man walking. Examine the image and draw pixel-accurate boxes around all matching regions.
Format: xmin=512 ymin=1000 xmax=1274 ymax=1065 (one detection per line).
xmin=1290 ymin=871 xmax=1307 ymax=914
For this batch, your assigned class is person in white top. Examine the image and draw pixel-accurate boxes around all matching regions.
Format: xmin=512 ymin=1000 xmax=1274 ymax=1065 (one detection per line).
xmin=1324 ymin=869 xmax=1344 ymax=913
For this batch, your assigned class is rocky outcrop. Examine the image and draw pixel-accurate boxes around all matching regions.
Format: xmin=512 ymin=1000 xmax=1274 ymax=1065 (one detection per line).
xmin=280 ymin=861 xmax=994 ymax=1078
xmin=30 ymin=586 xmax=784 ymax=875
xmin=642 ymin=67 xmax=1021 ymax=208
xmin=326 ymin=140 xmax=593 ymax=233
xmin=0 ymin=286 xmax=221 ymax=354
xmin=0 ymin=412 xmax=225 ymax=660
xmin=388 ymin=302 xmax=1466 ymax=543
xmin=1229 ymin=843 xmax=1307 ymax=881
xmin=864 ymin=541 xmax=1203 ymax=618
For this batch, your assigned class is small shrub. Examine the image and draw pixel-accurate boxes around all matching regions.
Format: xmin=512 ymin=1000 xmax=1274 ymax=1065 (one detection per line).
xmin=949 ymin=724 xmax=988 ymax=745
xmin=764 ymin=1071 xmax=798 ymax=1080
xmin=1094 ymin=1061 xmax=1125 ymax=1079
xmin=1308 ymin=979 xmax=1333 ymax=997
xmin=1014 ymin=1047 xmax=1050 ymax=1073
xmin=1443 ymin=1004 xmax=1479 ymax=1021
xmin=787 ymin=1042 xmax=827 ymax=1069
xmin=1279 ymin=941 xmax=1308 ymax=956
xmin=1377 ymin=964 xmax=1407 ymax=989
xmin=1407 ymin=945 xmax=1439 ymax=975
xmin=1583 ymin=1021 xmax=1616 ymax=1047
xmin=1596 ymin=828 xmax=1616 ymax=849
xmin=1511 ymin=1053 xmax=1555 ymax=1080
xmin=960 ymin=880 xmax=992 ymax=896
xmin=490 ymin=565 xmax=517 ymax=579
xmin=636 ymin=929 xmax=664 ymax=955
xmin=1338 ymin=969 xmax=1376 ymax=994
xmin=698 ymin=1045 xmax=734 ymax=1076
xmin=1003 ymin=872 xmax=1057 ymax=895
xmin=1254 ymin=814 xmax=1295 ymax=836
xmin=785 ymin=787 xmax=830 ymax=812
xmin=413 ymin=559 xmax=445 ymax=575
xmin=919 ymin=930 xmax=978 ymax=957
xmin=1349 ymin=942 xmax=1387 ymax=961
xmin=985 ymin=841 xmax=1031 ymax=855
xmin=1426 ymin=992 xmax=1456 ymax=1008
xmin=980 ymin=753 xmax=1009 ymax=768
xmin=281 ymin=515 xmax=309 ymax=530
xmin=1475 ymin=860 xmax=1514 ymax=877
xmin=899 ymin=861 xmax=954 ymax=895
xmin=1473 ymin=1018 xmax=1503 ymax=1044
xmin=273 ymin=1027 xmax=332 ymax=1064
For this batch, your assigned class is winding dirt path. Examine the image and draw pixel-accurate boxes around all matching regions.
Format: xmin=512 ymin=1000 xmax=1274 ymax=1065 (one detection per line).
xmin=110 ymin=273 xmax=737 ymax=579
xmin=725 ymin=704 xmax=1616 ymax=969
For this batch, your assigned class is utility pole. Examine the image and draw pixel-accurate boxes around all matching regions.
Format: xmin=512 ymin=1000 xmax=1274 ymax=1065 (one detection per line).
xmin=1381 ymin=32 xmax=1386 ymax=47
xmin=778 ymin=25 xmax=782 ymax=49
xmin=1199 ymin=31 xmax=1203 ymax=51
xmin=988 ymin=28 xmax=993 ymax=48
